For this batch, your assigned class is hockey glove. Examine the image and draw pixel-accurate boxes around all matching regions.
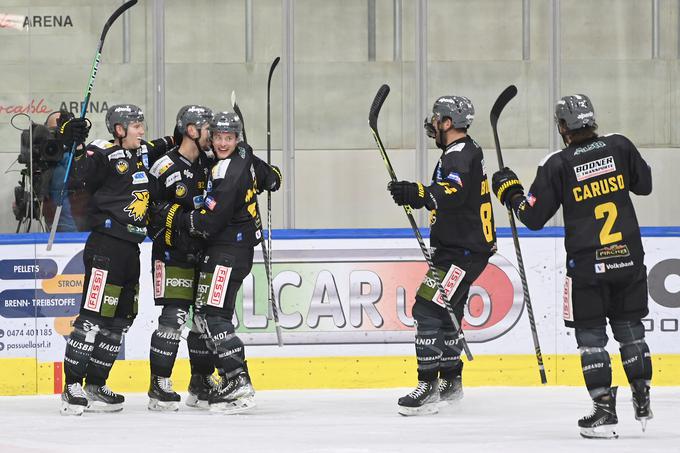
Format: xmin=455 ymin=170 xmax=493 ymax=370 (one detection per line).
xmin=261 ymin=165 xmax=282 ymax=193
xmin=58 ymin=118 xmax=91 ymax=150
xmin=388 ymin=181 xmax=431 ymax=209
xmin=492 ymin=167 xmax=524 ymax=207
xmin=148 ymin=202 xmax=183 ymax=247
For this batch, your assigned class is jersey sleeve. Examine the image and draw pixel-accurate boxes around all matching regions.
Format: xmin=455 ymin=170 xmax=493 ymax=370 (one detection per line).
xmin=624 ymin=136 xmax=652 ymax=196
xmin=186 ymin=160 xmax=239 ymax=238
xmin=251 ymin=152 xmax=279 ymax=192
xmin=72 ymin=139 xmax=110 ymax=192
xmin=510 ymin=152 xmax=563 ymax=230
xmin=426 ymin=152 xmax=470 ymax=210
xmin=145 ymin=136 xmax=175 ymax=167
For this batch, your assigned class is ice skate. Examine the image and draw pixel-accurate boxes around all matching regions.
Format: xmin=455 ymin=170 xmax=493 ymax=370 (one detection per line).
xmin=578 ymin=387 xmax=618 ymax=439
xmin=397 ymin=381 xmax=439 ymax=416
xmin=186 ymin=374 xmax=220 ymax=409
xmin=438 ymin=376 xmax=463 ymax=407
xmin=209 ymin=372 xmax=256 ymax=414
xmin=60 ymin=383 xmax=88 ymax=416
xmin=147 ymin=375 xmax=180 ymax=412
xmin=84 ymin=384 xmax=124 ymax=413
xmin=631 ymin=381 xmax=653 ymax=432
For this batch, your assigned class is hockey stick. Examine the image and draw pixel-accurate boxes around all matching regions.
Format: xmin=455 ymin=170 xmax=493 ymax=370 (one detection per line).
xmin=47 ymin=0 xmax=138 ymax=251
xmin=369 ymin=84 xmax=473 ymax=361
xmin=230 ymin=91 xmax=248 ymax=144
xmin=266 ymin=56 xmax=280 ymax=339
xmin=231 ymin=91 xmax=283 ymax=347
xmin=490 ymin=85 xmax=547 ymax=384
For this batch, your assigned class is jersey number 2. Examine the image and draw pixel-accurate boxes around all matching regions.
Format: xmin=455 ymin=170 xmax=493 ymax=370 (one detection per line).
xmin=594 ymin=202 xmax=622 ymax=245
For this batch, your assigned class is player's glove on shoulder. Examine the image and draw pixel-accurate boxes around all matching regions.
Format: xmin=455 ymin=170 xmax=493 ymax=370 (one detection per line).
xmin=492 ymin=167 xmax=524 ymax=208
xmin=388 ymin=181 xmax=432 ymax=209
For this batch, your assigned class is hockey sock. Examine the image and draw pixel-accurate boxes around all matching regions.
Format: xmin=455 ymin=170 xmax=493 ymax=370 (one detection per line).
xmin=149 ymin=306 xmax=187 ymax=377
xmin=439 ymin=329 xmax=463 ymax=380
xmin=205 ymin=315 xmax=246 ymax=378
xmin=415 ymin=327 xmax=442 ymax=382
xmin=187 ymin=330 xmax=216 ymax=376
xmin=619 ymin=340 xmax=652 ymax=383
xmin=579 ymin=346 xmax=612 ymax=399
xmin=86 ymin=323 xmax=126 ymax=387
xmin=611 ymin=319 xmax=652 ymax=384
xmin=63 ymin=316 xmax=100 ymax=385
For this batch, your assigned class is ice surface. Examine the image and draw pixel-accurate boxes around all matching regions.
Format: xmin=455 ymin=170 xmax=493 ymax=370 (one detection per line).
xmin=0 ymin=387 xmax=677 ymax=453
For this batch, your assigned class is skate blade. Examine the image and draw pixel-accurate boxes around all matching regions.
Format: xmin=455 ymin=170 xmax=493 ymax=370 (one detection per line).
xmin=636 ymin=415 xmax=653 ymax=432
xmin=147 ymin=398 xmax=179 ymax=412
xmin=398 ymin=402 xmax=439 ymax=416
xmin=185 ymin=394 xmax=209 ymax=409
xmin=85 ymin=401 xmax=123 ymax=413
xmin=579 ymin=426 xmax=618 ymax=439
xmin=60 ymin=401 xmax=85 ymax=416
xmin=210 ymin=397 xmax=256 ymax=414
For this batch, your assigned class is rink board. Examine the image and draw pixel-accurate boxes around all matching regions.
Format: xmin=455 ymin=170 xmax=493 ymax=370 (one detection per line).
xmin=0 ymin=227 xmax=679 ymax=395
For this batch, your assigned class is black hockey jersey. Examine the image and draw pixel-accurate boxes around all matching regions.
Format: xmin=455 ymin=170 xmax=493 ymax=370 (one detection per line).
xmin=186 ymin=143 xmax=278 ymax=246
xmin=74 ymin=137 xmax=173 ymax=243
xmin=510 ymin=133 xmax=652 ymax=275
xmin=149 ymin=147 xmax=212 ymax=256
xmin=428 ymin=136 xmax=497 ymax=255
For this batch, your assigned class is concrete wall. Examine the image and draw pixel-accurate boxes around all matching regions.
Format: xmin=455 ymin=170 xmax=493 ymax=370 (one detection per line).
xmin=0 ymin=0 xmax=678 ymax=233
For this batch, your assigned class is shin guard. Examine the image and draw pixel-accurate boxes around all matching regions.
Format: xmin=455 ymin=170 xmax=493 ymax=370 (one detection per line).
xmin=205 ymin=315 xmax=245 ymax=378
xmin=85 ymin=320 xmax=129 ymax=386
xmin=149 ymin=306 xmax=187 ymax=377
xmin=579 ymin=346 xmax=612 ymax=399
xmin=439 ymin=329 xmax=463 ymax=380
xmin=64 ymin=316 xmax=100 ymax=385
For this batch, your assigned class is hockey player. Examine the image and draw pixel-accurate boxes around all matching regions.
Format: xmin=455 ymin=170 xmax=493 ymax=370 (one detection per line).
xmin=492 ymin=94 xmax=653 ymax=438
xmin=157 ymin=111 xmax=281 ymax=413
xmin=388 ymin=96 xmax=496 ymax=416
xmin=146 ymin=105 xmax=218 ymax=411
xmin=60 ymin=104 xmax=174 ymax=415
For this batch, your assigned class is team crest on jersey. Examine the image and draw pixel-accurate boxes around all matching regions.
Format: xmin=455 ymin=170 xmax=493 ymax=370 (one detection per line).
xmin=115 ymin=159 xmax=129 ymax=174
xmin=175 ymin=183 xmax=188 ymax=198
xmin=124 ymin=190 xmax=149 ymax=222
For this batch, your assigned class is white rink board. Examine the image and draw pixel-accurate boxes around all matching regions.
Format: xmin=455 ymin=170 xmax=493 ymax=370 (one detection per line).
xmin=0 ymin=231 xmax=678 ymax=362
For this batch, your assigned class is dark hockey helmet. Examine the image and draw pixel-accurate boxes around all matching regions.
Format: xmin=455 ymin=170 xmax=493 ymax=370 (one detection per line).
xmin=554 ymin=94 xmax=596 ymax=132
xmin=176 ymin=105 xmax=214 ymax=135
xmin=210 ymin=111 xmax=243 ymax=136
xmin=428 ymin=95 xmax=475 ymax=132
xmin=105 ymin=104 xmax=144 ymax=135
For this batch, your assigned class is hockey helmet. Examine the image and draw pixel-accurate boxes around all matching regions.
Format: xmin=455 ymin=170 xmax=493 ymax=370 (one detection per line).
xmin=105 ymin=104 xmax=144 ymax=135
xmin=430 ymin=95 xmax=475 ymax=130
xmin=176 ymin=105 xmax=214 ymax=136
xmin=210 ymin=111 xmax=242 ymax=137
xmin=554 ymin=94 xmax=596 ymax=132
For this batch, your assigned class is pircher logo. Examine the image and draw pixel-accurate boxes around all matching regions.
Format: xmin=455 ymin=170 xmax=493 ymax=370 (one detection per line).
xmin=124 ymin=190 xmax=149 ymax=222
xmin=574 ymin=156 xmax=616 ymax=181
xmin=596 ymin=244 xmax=630 ymax=260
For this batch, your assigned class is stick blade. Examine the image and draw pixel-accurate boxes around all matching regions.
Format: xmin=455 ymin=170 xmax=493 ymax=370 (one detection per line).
xmin=369 ymin=84 xmax=391 ymax=130
xmin=490 ymin=85 xmax=518 ymax=126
